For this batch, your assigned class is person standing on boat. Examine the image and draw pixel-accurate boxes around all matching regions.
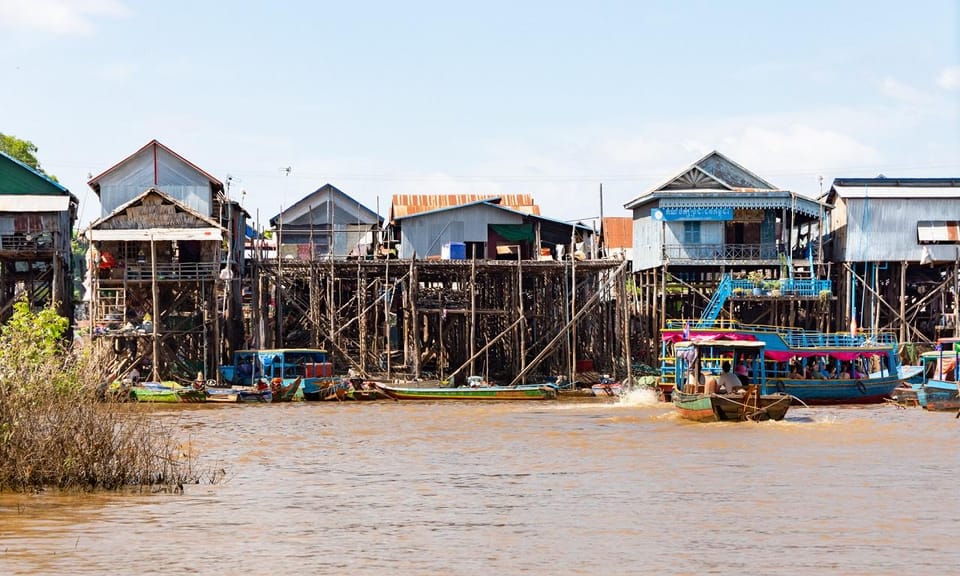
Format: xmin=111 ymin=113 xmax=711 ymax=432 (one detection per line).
xmin=718 ymin=361 xmax=743 ymax=394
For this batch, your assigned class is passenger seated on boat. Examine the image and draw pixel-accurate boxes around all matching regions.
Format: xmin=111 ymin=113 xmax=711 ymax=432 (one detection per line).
xmin=788 ymin=363 xmax=804 ymax=379
xmin=839 ymin=362 xmax=851 ymax=379
xmin=735 ymin=362 xmax=750 ymax=386
xmin=718 ymin=361 xmax=743 ymax=394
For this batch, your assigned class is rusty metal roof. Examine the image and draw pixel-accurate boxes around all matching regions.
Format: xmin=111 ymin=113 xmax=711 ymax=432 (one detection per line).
xmin=390 ymin=194 xmax=540 ymax=221
xmin=602 ymin=216 xmax=633 ymax=248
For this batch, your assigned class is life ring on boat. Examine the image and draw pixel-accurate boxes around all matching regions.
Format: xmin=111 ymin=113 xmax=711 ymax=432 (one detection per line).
xmin=856 ymin=380 xmax=866 ymax=394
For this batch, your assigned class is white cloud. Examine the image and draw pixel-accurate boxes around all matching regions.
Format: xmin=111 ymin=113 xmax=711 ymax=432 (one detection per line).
xmin=937 ymin=65 xmax=960 ymax=91
xmin=879 ymin=76 xmax=931 ymax=105
xmin=0 ymin=0 xmax=129 ymax=35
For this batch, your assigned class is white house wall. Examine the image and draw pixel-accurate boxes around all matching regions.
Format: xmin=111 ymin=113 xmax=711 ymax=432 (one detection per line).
xmin=98 ymin=147 xmax=212 ymax=216
xmin=631 ymin=204 xmax=726 ymax=271
xmin=399 ymin=204 xmax=523 ymax=259
xmin=632 ymin=205 xmax=662 ymax=271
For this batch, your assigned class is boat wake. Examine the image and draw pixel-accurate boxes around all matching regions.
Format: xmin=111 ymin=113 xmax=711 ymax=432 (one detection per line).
xmin=616 ymin=387 xmax=662 ymax=407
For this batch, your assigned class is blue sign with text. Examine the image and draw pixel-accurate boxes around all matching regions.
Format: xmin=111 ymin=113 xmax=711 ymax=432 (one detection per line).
xmin=652 ymin=207 xmax=733 ymax=221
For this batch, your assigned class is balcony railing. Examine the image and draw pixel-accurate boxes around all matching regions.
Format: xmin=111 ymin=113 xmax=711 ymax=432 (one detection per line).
xmin=663 ymin=243 xmax=779 ymax=262
xmin=0 ymin=233 xmax=56 ymax=252
xmin=117 ymin=262 xmax=220 ymax=281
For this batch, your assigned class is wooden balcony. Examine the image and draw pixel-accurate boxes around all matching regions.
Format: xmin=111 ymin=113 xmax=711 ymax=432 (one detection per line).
xmin=98 ymin=262 xmax=220 ymax=282
xmin=0 ymin=232 xmax=57 ymax=253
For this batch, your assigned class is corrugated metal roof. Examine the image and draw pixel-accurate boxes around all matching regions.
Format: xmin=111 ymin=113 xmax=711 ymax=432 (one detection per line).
xmin=625 ymin=151 xmax=779 ymax=209
xmin=0 ymin=195 xmax=71 ymax=212
xmin=602 ymin=217 xmax=632 ymax=248
xmin=833 ymin=185 xmax=960 ymax=199
xmin=87 ymin=228 xmax=222 ymax=241
xmin=390 ymin=194 xmax=540 ymax=220
xmin=394 ymin=198 xmax=591 ymax=231
xmin=88 ymin=139 xmax=224 ymax=193
xmin=0 ymin=150 xmax=71 ymax=195
xmin=918 ymin=221 xmax=960 ymax=243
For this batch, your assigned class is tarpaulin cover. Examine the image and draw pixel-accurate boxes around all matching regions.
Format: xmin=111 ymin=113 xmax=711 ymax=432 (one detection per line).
xmin=490 ymin=223 xmax=535 ymax=242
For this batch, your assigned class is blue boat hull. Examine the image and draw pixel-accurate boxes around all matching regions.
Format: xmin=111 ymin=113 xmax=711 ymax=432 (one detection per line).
xmin=772 ymin=374 xmax=900 ymax=405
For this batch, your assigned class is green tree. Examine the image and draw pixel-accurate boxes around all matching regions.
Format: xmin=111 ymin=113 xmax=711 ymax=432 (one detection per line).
xmin=0 ymin=132 xmax=41 ymax=169
xmin=0 ymin=132 xmax=57 ymax=180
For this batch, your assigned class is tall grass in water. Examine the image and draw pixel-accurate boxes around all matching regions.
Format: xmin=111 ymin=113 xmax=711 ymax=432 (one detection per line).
xmin=0 ymin=300 xmax=220 ymax=492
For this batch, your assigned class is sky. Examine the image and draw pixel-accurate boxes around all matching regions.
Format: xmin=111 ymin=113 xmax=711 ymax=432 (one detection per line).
xmin=1 ymin=0 xmax=958 ymax=231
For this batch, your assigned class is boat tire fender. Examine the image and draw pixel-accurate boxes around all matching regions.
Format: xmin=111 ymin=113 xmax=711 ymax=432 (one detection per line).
xmin=775 ymin=381 xmax=784 ymax=393
xmin=856 ymin=380 xmax=866 ymax=394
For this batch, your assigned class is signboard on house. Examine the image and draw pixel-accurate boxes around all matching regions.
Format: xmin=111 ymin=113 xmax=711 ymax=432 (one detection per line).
xmin=652 ymin=207 xmax=734 ymax=221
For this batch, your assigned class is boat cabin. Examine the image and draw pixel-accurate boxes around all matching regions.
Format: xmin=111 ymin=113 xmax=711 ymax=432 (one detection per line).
xmin=665 ymin=339 xmax=768 ymax=395
xmin=219 ymin=348 xmax=331 ymax=386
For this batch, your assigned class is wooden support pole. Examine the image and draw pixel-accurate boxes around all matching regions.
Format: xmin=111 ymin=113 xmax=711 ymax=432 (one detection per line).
xmin=150 ymin=237 xmax=159 ymax=382
xmin=469 ymin=255 xmax=476 ymax=376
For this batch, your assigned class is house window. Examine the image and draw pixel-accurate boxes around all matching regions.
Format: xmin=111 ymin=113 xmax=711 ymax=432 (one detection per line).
xmin=683 ymin=221 xmax=701 ymax=244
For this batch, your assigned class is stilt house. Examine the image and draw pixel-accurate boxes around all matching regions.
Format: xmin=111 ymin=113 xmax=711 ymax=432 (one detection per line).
xmin=825 ymin=177 xmax=960 ymax=343
xmin=84 ymin=140 xmax=236 ymax=382
xmin=270 ymin=183 xmax=382 ymax=259
xmin=0 ymin=150 xmax=78 ymax=321
xmin=624 ymin=151 xmax=831 ymax=345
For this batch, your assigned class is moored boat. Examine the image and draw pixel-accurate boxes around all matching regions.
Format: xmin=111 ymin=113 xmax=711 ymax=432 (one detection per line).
xmin=220 ymin=349 xmax=332 ymax=401
xmin=128 ymin=381 xmax=207 ymax=403
xmin=205 ymin=386 xmax=274 ymax=403
xmin=892 ymin=344 xmax=959 ymax=411
xmin=666 ymin=339 xmax=791 ymax=422
xmin=372 ymin=381 xmax=559 ymax=400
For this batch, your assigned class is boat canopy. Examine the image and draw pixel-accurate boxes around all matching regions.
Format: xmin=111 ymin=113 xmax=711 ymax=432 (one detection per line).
xmin=673 ymin=339 xmax=766 ymax=349
xmin=663 ymin=332 xmax=758 ymax=343
xmin=763 ymin=349 xmax=889 ymax=362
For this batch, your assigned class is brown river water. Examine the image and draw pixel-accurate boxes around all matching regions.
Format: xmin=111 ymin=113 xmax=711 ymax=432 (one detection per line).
xmin=1 ymin=390 xmax=958 ymax=575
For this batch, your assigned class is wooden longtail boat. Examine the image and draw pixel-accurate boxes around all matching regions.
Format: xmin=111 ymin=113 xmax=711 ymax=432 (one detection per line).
xmin=662 ymin=320 xmax=917 ymax=405
xmin=128 ymin=381 xmax=207 ymax=403
xmin=667 ymin=339 xmax=791 ymax=422
xmin=309 ymin=378 xmax=390 ymax=401
xmin=372 ymin=382 xmax=559 ymax=400
xmin=205 ymin=387 xmax=273 ymax=403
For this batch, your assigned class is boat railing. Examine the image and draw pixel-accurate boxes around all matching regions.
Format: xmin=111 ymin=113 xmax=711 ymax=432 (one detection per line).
xmin=665 ymin=318 xmax=899 ymax=349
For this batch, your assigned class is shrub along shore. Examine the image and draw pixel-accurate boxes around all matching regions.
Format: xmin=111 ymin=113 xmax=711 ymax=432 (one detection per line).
xmin=0 ymin=299 xmax=219 ymax=492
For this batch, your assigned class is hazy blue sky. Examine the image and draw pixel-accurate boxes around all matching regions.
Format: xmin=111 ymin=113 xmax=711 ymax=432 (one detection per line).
xmin=1 ymin=0 xmax=958 ymax=228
